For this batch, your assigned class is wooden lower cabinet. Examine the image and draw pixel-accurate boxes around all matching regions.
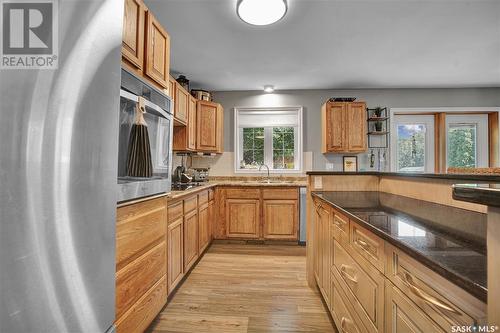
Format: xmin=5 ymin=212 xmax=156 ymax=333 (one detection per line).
xmin=332 ymin=239 xmax=384 ymax=333
xmin=115 ymin=275 xmax=168 ymax=333
xmin=385 ymin=282 xmax=444 ymax=333
xmin=167 ymin=217 xmax=183 ymax=292
xmin=115 ymin=197 xmax=167 ymax=333
xmin=330 ymin=275 xmax=365 ymax=333
xmin=226 ymin=198 xmax=260 ymax=239
xmin=263 ymin=199 xmax=298 ymax=240
xmin=183 ymin=209 xmax=199 ymax=271
xmin=198 ymin=202 xmax=210 ymax=253
xmin=312 ymin=197 xmax=486 ymax=333
xmin=216 ymin=187 xmax=299 ymax=241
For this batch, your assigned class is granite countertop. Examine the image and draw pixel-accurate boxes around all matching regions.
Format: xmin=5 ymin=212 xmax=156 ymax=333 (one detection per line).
xmin=312 ymin=191 xmax=487 ymax=302
xmin=453 ymin=184 xmax=500 ymax=208
xmin=169 ymin=178 xmax=307 ymax=200
xmin=306 ymin=171 xmax=500 ymax=182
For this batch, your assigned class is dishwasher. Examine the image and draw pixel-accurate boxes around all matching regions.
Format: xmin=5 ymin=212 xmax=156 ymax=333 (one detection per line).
xmin=299 ymin=187 xmax=307 ymax=245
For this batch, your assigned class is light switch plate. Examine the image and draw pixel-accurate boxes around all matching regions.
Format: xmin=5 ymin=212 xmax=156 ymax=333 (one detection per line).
xmin=314 ymin=176 xmax=323 ymax=189
xmin=326 ymin=163 xmax=334 ymax=170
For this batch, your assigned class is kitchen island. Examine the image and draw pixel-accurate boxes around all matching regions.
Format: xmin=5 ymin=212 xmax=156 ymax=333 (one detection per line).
xmin=453 ymin=183 xmax=500 ymax=326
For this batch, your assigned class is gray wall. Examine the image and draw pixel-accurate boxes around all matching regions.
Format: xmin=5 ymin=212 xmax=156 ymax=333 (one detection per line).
xmin=213 ymin=88 xmax=500 ymax=171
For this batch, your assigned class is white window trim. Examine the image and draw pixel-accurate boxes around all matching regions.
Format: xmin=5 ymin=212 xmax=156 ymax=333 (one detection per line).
xmin=390 ymin=115 xmax=435 ymax=173
xmin=234 ymin=106 xmax=303 ymax=174
xmin=389 ymin=107 xmax=500 ymax=172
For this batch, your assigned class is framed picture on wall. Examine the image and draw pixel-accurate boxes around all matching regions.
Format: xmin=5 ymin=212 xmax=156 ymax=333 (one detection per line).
xmin=343 ymin=156 xmax=358 ymax=172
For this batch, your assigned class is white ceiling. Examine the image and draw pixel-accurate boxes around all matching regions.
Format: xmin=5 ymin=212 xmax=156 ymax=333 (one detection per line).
xmin=145 ymin=0 xmax=500 ymax=91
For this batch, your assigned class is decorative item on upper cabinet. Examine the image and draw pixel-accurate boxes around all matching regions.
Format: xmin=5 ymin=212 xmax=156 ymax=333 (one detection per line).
xmin=144 ymin=11 xmax=170 ymax=89
xmin=191 ymin=89 xmax=213 ymax=102
xmin=321 ymin=100 xmax=367 ymax=153
xmin=176 ymin=75 xmax=190 ymax=91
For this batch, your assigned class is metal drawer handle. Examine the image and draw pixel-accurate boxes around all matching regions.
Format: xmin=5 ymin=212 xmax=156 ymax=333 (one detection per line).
xmin=356 ymin=239 xmax=371 ymax=251
xmin=404 ymin=272 xmax=461 ymax=316
xmin=341 ymin=317 xmax=354 ymax=333
xmin=334 ymin=217 xmax=346 ymax=227
xmin=340 ymin=264 xmax=358 ymax=284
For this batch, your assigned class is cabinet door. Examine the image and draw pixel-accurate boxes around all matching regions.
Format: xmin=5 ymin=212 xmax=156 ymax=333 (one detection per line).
xmin=183 ymin=209 xmax=198 ymax=272
xmin=208 ymin=200 xmax=214 ymax=241
xmin=198 ymin=203 xmax=210 ymax=253
xmin=167 ymin=218 xmax=183 ymax=292
xmin=188 ymin=96 xmax=197 ymax=150
xmin=216 ymin=104 xmax=224 ymax=153
xmin=168 ymin=75 xmax=176 ymax=100
xmin=122 ymin=0 xmax=145 ymax=70
xmin=144 ymin=11 xmax=170 ymax=88
xmin=173 ymin=83 xmax=188 ymax=124
xmin=196 ymin=101 xmax=218 ymax=151
xmin=386 ymin=283 xmax=444 ymax=333
xmin=225 ymin=199 xmax=260 ymax=239
xmin=325 ymin=103 xmax=346 ymax=152
xmin=320 ymin=205 xmax=331 ymax=304
xmin=313 ymin=201 xmax=321 ymax=283
xmin=347 ymin=102 xmax=367 ymax=152
xmin=263 ymin=199 xmax=298 ymax=240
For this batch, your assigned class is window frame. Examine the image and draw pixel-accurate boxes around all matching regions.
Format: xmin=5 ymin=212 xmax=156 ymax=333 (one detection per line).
xmin=390 ymin=115 xmax=435 ymax=173
xmin=389 ymin=107 xmax=500 ymax=172
xmin=234 ymin=106 xmax=303 ymax=174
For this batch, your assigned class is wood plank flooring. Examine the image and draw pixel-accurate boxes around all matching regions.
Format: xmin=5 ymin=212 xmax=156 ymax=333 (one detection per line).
xmin=147 ymin=243 xmax=337 ymax=333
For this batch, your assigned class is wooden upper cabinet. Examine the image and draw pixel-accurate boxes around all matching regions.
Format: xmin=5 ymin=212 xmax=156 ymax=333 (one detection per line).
xmin=168 ymin=75 xmax=176 ymax=100
xmin=144 ymin=11 xmax=170 ymax=89
xmin=216 ymin=104 xmax=224 ymax=153
xmin=174 ymin=82 xmax=189 ymax=125
xmin=323 ymin=102 xmax=345 ymax=152
xmin=196 ymin=101 xmax=219 ymax=152
xmin=322 ymin=101 xmax=367 ymax=153
xmin=122 ymin=0 xmax=145 ymax=70
xmin=188 ymin=96 xmax=197 ymax=150
xmin=347 ymin=102 xmax=368 ymax=152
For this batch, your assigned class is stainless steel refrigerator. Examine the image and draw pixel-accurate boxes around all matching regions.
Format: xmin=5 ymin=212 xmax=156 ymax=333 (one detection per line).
xmin=0 ymin=0 xmax=123 ymax=332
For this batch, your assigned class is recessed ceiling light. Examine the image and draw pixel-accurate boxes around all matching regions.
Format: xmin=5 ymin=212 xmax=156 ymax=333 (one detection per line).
xmin=264 ymin=85 xmax=275 ymax=93
xmin=237 ymin=0 xmax=287 ymax=26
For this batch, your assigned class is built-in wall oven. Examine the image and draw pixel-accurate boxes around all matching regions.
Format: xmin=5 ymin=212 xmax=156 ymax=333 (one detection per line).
xmin=117 ymin=68 xmax=173 ymax=202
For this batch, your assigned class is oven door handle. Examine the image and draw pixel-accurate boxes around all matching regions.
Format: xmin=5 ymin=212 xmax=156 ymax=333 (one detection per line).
xmin=120 ymin=89 xmax=172 ymax=120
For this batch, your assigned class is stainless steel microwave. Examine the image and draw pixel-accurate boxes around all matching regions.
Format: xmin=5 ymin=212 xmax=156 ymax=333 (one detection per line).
xmin=117 ymin=68 xmax=173 ymax=202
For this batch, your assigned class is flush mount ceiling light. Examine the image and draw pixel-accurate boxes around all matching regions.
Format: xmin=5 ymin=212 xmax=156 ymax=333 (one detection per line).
xmin=237 ymin=0 xmax=287 ymax=26
xmin=264 ymin=85 xmax=275 ymax=93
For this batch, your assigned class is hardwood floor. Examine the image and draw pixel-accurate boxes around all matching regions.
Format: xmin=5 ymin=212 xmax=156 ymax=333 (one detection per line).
xmin=147 ymin=243 xmax=337 ymax=333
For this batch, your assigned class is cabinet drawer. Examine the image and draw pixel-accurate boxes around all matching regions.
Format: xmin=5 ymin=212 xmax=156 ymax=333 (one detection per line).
xmin=386 ymin=244 xmax=486 ymax=330
xmin=332 ymin=211 xmax=349 ymax=246
xmin=385 ymin=282 xmax=444 ymax=333
xmin=331 ymin=275 xmax=366 ymax=333
xmin=332 ymin=239 xmax=384 ymax=333
xmin=116 ymin=197 xmax=166 ymax=268
xmin=115 ymin=274 xmax=167 ymax=333
xmin=225 ymin=188 xmax=260 ymax=199
xmin=350 ymin=222 xmax=385 ymax=273
xmin=198 ymin=190 xmax=208 ymax=205
xmin=262 ymin=188 xmax=298 ymax=200
xmin=184 ymin=195 xmax=198 ymax=213
xmin=167 ymin=200 xmax=183 ymax=223
xmin=116 ymin=240 xmax=166 ymax=319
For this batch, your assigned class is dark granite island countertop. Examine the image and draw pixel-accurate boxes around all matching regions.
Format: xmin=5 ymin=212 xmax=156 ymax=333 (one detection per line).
xmin=312 ymin=191 xmax=487 ymax=302
xmin=453 ymin=184 xmax=500 ymax=208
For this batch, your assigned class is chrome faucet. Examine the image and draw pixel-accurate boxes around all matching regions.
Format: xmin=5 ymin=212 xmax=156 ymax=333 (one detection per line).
xmin=259 ymin=164 xmax=270 ymax=183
